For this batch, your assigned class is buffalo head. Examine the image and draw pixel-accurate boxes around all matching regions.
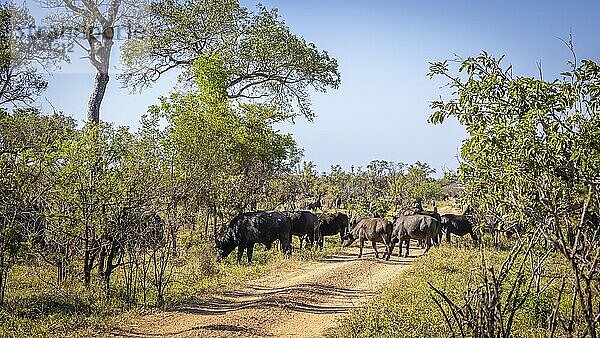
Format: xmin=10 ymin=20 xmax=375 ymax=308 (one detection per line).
xmin=342 ymin=231 xmax=356 ymax=247
xmin=214 ymin=224 xmax=237 ymax=261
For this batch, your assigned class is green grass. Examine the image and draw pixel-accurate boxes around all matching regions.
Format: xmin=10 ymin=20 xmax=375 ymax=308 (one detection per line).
xmin=329 ymin=239 xmax=567 ymax=338
xmin=0 ymin=233 xmax=344 ymax=338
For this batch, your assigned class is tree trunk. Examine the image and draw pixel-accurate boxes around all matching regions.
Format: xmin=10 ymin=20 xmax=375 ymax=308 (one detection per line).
xmin=83 ymin=249 xmax=94 ymax=287
xmin=83 ymin=225 xmax=92 ymax=287
xmin=87 ymin=72 xmax=109 ymax=124
xmin=205 ymin=209 xmax=210 ymax=237
xmin=83 ymin=222 xmax=99 ymax=288
xmin=56 ymin=258 xmax=64 ymax=285
xmin=0 ymin=251 xmax=5 ymax=306
xmin=169 ymin=220 xmax=178 ymax=256
xmin=102 ymin=241 xmax=119 ymax=295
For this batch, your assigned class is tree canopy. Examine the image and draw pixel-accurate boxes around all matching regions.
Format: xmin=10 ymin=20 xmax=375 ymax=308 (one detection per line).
xmin=0 ymin=3 xmax=65 ymax=108
xmin=120 ymin=0 xmax=340 ymax=120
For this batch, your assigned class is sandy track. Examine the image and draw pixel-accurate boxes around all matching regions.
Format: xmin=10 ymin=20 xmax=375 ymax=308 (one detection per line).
xmin=102 ymin=244 xmax=422 ymax=338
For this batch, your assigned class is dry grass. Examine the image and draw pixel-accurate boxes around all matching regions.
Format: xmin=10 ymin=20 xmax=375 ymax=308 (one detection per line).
xmin=329 ymin=238 xmax=564 ymax=338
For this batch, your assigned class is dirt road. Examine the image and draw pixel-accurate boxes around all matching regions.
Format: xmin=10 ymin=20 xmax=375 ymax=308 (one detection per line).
xmin=104 ymin=244 xmax=422 ymax=338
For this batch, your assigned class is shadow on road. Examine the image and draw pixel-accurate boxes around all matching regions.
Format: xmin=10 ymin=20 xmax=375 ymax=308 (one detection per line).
xmin=321 ymin=252 xmax=414 ymax=265
xmin=323 ymin=244 xmax=423 ymax=266
xmin=109 ymin=324 xmax=261 ymax=337
xmin=107 ymin=281 xmax=370 ymax=337
xmin=174 ymin=282 xmax=372 ymax=316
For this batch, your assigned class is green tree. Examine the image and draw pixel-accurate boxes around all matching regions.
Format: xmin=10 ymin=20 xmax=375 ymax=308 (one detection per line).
xmin=120 ymin=0 xmax=340 ymax=120
xmin=0 ymin=109 xmax=76 ymax=304
xmin=429 ymin=51 xmax=600 ymax=336
xmin=147 ymin=58 xmax=301 ymax=237
xmin=0 ymin=3 xmax=65 ymax=108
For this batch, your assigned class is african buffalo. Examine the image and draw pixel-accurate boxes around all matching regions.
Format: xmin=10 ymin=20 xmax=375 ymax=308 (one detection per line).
xmin=334 ymin=196 xmax=343 ymax=209
xmin=305 ymin=195 xmax=323 ymax=211
xmin=404 ymin=206 xmax=442 ymax=245
xmin=440 ymin=213 xmax=478 ymax=244
xmin=391 ymin=214 xmax=439 ymax=257
xmin=215 ymin=211 xmax=292 ymax=263
xmin=342 ymin=217 xmax=393 ymax=260
xmin=317 ymin=212 xmax=349 ymax=248
xmin=284 ymin=211 xmax=320 ymax=249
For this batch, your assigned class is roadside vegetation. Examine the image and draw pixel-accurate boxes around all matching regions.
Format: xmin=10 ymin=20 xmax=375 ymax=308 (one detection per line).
xmin=1 ymin=6 xmax=447 ymax=332
xmin=0 ymin=235 xmax=343 ymax=338
xmin=331 ymin=241 xmax=569 ymax=338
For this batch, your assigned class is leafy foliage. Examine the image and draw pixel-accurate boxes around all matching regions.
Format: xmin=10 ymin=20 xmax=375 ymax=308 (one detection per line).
xmin=331 ymin=245 xmax=560 ymax=338
xmin=0 ymin=3 xmax=66 ymax=107
xmin=429 ymin=51 xmax=600 ymax=336
xmin=120 ymin=0 xmax=340 ymax=120
xmin=274 ymin=159 xmax=445 ymax=216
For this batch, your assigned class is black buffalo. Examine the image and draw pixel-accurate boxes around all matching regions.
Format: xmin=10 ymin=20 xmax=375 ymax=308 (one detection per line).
xmin=215 ymin=211 xmax=292 ymax=263
xmin=342 ymin=217 xmax=393 ymax=260
xmin=284 ymin=211 xmax=320 ymax=249
xmin=391 ymin=214 xmax=439 ymax=257
xmin=317 ymin=212 xmax=349 ymax=248
xmin=306 ymin=196 xmax=323 ymax=211
xmin=440 ymin=213 xmax=478 ymax=244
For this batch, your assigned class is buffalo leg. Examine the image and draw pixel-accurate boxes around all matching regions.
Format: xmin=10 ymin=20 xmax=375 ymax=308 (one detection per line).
xmin=237 ymin=245 xmax=245 ymax=263
xmin=318 ymin=230 xmax=324 ymax=249
xmin=247 ymin=243 xmax=255 ymax=263
xmin=446 ymin=230 xmax=451 ymax=243
xmin=280 ymin=233 xmax=292 ymax=258
xmin=397 ymin=239 xmax=402 ymax=257
xmin=359 ymin=237 xmax=365 ymax=258
xmin=307 ymin=233 xmax=314 ymax=249
xmin=381 ymin=236 xmax=391 ymax=261
xmin=372 ymin=241 xmax=379 ymax=258
xmin=404 ymin=240 xmax=410 ymax=258
xmin=424 ymin=237 xmax=431 ymax=253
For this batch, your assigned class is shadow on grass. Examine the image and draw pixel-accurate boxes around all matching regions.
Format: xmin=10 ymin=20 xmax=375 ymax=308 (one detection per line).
xmin=6 ymin=293 xmax=94 ymax=319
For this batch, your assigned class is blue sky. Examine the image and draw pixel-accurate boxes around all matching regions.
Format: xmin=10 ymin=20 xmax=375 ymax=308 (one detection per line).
xmin=27 ymin=0 xmax=600 ymax=174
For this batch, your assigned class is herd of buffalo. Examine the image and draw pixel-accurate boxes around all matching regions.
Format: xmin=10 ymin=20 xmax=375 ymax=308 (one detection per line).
xmin=214 ymin=202 xmax=478 ymax=263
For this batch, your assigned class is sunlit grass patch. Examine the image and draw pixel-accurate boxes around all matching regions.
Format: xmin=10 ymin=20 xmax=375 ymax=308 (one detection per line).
xmin=329 ymin=243 xmax=562 ymax=338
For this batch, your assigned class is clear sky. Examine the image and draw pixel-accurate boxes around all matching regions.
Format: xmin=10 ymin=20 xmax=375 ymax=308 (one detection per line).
xmin=28 ymin=0 xmax=600 ymax=174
